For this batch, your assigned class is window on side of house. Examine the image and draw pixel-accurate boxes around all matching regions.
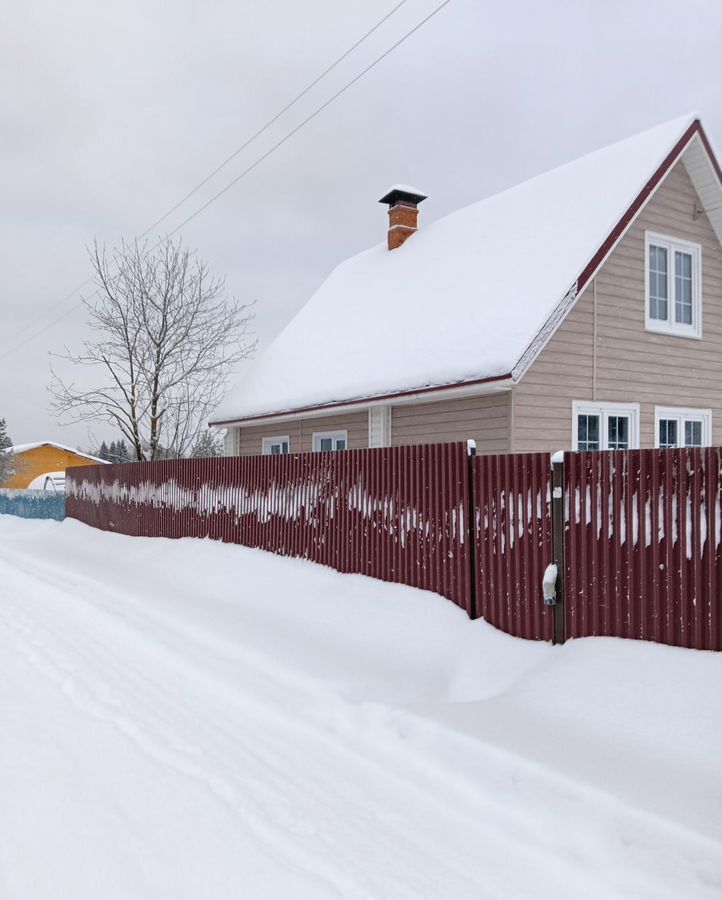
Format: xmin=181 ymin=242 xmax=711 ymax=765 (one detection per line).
xmin=261 ymin=436 xmax=290 ymax=456
xmin=312 ymin=430 xmax=347 ymax=452
xmin=654 ymin=407 xmax=712 ymax=448
xmin=572 ymin=402 xmax=640 ymax=451
xmin=645 ymin=232 xmax=702 ymax=338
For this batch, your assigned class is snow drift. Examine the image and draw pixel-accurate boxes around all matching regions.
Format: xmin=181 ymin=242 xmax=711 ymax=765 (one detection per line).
xmin=0 ymin=516 xmax=718 ymax=899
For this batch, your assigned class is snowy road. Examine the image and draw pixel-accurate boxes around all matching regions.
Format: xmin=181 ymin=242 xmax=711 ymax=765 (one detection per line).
xmin=0 ymin=518 xmax=719 ymax=899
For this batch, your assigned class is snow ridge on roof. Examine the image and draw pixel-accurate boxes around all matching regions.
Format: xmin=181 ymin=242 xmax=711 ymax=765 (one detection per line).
xmin=213 ymin=113 xmax=704 ymax=424
xmin=5 ymin=442 xmax=109 ymax=464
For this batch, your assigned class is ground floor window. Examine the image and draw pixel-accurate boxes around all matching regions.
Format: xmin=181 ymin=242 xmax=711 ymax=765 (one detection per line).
xmin=312 ymin=430 xmax=347 ymax=452
xmin=261 ymin=436 xmax=290 ymax=455
xmin=654 ymin=407 xmax=711 ymax=448
xmin=572 ymin=401 xmax=640 ymax=451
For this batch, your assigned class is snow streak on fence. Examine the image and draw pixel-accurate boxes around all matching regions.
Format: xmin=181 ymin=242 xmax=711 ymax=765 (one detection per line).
xmin=473 ymin=453 xmax=554 ymax=641
xmin=66 ymin=443 xmax=473 ymax=614
xmin=564 ymin=448 xmax=721 ymax=650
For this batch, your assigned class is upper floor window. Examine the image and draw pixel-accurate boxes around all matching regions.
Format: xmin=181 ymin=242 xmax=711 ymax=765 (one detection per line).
xmin=572 ymin=401 xmax=640 ymax=451
xmin=654 ymin=407 xmax=711 ymax=449
xmin=645 ymin=232 xmax=702 ymax=339
xmin=262 ymin=436 xmax=289 ymax=455
xmin=312 ymin=430 xmax=347 ymax=452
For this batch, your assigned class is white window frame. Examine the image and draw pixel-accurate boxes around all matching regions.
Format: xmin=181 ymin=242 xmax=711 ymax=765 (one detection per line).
xmin=644 ymin=231 xmax=702 ymax=339
xmin=654 ymin=406 xmax=712 ymax=448
xmin=312 ymin=430 xmax=348 ymax=452
xmin=572 ymin=401 xmax=640 ymax=451
xmin=261 ymin=435 xmax=290 ymax=456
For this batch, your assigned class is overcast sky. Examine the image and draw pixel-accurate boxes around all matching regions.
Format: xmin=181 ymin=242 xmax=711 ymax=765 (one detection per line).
xmin=1 ymin=0 xmax=720 ymax=450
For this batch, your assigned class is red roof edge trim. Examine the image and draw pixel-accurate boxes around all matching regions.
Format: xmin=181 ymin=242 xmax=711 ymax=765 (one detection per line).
xmin=210 ymin=372 xmax=513 ymax=426
xmin=576 ymin=120 xmax=716 ymax=295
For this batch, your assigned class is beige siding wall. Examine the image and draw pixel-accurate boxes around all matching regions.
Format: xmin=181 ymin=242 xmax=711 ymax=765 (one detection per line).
xmin=228 ymin=392 xmax=511 ymax=456
xmin=512 ymin=161 xmax=722 ymax=452
xmin=236 ymin=410 xmax=368 ymax=456
xmin=391 ymin=392 xmax=511 ymax=453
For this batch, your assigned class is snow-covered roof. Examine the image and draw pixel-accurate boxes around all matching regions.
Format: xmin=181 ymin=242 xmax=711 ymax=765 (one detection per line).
xmin=5 ymin=442 xmax=109 ymax=464
xmin=212 ymin=114 xmax=721 ymax=425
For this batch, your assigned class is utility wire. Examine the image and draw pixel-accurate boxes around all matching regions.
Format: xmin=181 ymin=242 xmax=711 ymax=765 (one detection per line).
xmin=160 ymin=0 xmax=452 ymax=242
xmin=137 ymin=0 xmax=412 ymax=239
xmin=1 ymin=0 xmax=453 ymax=362
xmin=0 ymin=0 xmax=410 ymax=355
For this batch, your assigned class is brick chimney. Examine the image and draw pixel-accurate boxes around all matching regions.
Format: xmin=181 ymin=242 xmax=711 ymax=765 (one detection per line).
xmin=379 ymin=185 xmax=427 ymax=251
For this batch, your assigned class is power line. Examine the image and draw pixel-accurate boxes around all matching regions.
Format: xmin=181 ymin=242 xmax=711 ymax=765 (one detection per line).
xmin=0 ymin=0 xmax=411 ymax=355
xmin=1 ymin=0 xmax=453 ymax=362
xmin=161 ymin=0 xmax=453 ymax=241
xmin=137 ymin=0 xmax=412 ymax=239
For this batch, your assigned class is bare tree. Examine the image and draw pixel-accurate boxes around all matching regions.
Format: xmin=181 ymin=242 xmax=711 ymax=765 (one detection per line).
xmin=51 ymin=238 xmax=255 ymax=461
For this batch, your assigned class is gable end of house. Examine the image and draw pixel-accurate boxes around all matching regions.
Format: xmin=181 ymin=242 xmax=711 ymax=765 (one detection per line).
xmin=512 ymin=119 xmax=722 ymax=383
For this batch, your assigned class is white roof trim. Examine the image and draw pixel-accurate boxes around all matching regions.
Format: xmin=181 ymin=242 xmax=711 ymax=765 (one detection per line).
xmin=682 ymin=132 xmax=722 ymax=247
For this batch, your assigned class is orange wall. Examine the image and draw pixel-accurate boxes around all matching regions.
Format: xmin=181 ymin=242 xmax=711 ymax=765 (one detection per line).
xmin=1 ymin=446 xmax=103 ymax=489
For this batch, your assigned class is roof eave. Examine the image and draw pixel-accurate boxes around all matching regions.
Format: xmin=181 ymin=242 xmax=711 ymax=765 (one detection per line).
xmin=210 ymin=372 xmax=514 ymax=428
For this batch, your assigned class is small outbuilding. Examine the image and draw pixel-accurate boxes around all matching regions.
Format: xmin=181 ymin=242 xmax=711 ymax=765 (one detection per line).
xmin=1 ymin=442 xmax=107 ymax=490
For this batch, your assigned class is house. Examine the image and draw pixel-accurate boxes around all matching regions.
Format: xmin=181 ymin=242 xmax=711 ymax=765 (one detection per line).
xmin=210 ymin=114 xmax=722 ymax=456
xmin=1 ymin=442 xmax=107 ymax=490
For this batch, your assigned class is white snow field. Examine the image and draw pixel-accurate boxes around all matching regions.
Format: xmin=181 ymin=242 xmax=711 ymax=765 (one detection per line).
xmin=0 ymin=517 xmax=719 ymax=900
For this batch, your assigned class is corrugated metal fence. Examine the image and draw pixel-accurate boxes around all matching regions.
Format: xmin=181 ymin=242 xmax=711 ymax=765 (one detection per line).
xmin=66 ymin=443 xmax=473 ymax=615
xmin=563 ymin=448 xmax=720 ymax=651
xmin=473 ymin=453 xmax=553 ymax=641
xmin=66 ymin=444 xmax=721 ymax=650
xmin=0 ymin=489 xmax=65 ymax=521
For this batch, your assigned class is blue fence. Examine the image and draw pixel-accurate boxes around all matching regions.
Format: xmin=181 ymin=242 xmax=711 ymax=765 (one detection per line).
xmin=0 ymin=489 xmax=65 ymax=521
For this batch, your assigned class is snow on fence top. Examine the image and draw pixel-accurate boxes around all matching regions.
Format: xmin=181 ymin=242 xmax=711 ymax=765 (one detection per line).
xmin=212 ymin=114 xmax=711 ymax=423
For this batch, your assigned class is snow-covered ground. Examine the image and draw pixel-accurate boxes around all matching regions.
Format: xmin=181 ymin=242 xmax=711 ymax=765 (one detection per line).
xmin=0 ymin=516 xmax=719 ymax=900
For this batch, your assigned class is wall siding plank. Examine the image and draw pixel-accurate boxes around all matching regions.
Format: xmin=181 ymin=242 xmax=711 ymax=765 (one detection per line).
xmin=229 ymin=393 xmax=512 ymax=457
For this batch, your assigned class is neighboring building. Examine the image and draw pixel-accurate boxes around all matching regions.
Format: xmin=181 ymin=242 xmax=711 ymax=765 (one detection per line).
xmin=1 ymin=442 xmax=107 ymax=489
xmin=211 ymin=114 xmax=722 ymax=456
xmin=26 ymin=471 xmax=66 ymax=492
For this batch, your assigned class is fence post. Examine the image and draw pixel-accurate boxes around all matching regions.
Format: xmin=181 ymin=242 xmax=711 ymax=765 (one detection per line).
xmin=466 ymin=440 xmax=478 ymax=619
xmin=551 ymin=457 xmax=566 ymax=645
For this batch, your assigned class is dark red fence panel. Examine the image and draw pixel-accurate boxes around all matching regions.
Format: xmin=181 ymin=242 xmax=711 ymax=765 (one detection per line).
xmin=564 ymin=447 xmax=721 ymax=650
xmin=65 ymin=443 xmax=473 ymax=614
xmin=472 ymin=452 xmax=554 ymax=640
xmin=65 ymin=445 xmax=721 ymax=650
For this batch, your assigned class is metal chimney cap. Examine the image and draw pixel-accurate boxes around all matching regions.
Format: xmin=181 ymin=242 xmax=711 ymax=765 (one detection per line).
xmin=378 ymin=185 xmax=428 ymax=206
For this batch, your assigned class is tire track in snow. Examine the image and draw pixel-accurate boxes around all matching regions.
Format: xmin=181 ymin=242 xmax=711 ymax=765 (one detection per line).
xmin=0 ymin=570 xmax=565 ymax=900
